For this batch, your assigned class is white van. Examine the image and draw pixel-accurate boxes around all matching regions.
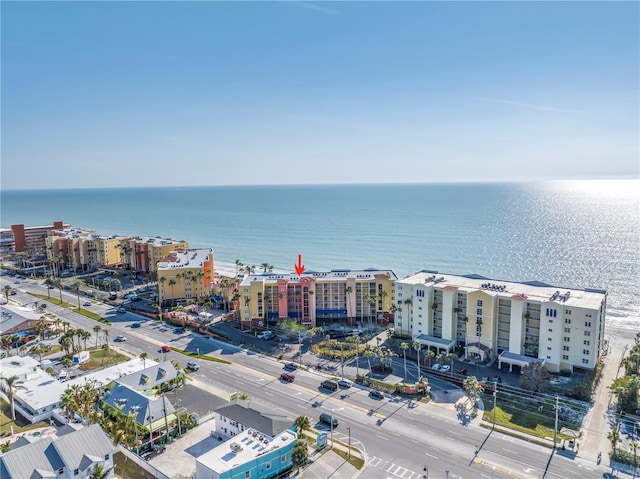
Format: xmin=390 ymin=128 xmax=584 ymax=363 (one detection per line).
xmin=58 ymin=370 xmax=68 ymax=382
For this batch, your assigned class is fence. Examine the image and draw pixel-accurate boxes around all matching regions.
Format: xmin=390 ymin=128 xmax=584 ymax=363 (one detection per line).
xmin=118 ymin=445 xmax=171 ymax=479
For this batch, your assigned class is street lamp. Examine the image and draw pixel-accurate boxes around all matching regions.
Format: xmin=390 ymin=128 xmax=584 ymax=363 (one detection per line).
xmin=445 ymin=470 xmax=450 ymax=479
xmin=347 ymin=426 xmax=351 ymax=459
xmin=423 ymin=465 xmax=429 ymax=478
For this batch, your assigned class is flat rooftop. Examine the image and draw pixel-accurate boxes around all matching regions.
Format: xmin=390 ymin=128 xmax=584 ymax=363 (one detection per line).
xmin=196 ymin=428 xmax=297 ymax=474
xmin=240 ymin=268 xmax=397 ymax=286
xmin=397 ymin=271 xmax=606 ymax=310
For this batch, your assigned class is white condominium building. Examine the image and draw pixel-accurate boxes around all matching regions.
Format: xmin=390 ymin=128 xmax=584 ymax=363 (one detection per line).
xmin=394 ymin=271 xmax=607 ymax=373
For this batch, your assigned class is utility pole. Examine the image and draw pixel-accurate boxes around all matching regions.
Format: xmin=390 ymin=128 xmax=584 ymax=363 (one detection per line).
xmin=493 ymin=383 xmax=497 ymax=427
xmin=340 ymin=343 xmax=344 ymax=378
xmin=347 ymin=426 xmax=351 ymax=459
xmin=554 ymin=395 xmax=559 ymax=449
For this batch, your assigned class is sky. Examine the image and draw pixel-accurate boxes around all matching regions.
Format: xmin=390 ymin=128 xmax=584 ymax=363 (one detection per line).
xmin=1 ymin=1 xmax=638 ymax=190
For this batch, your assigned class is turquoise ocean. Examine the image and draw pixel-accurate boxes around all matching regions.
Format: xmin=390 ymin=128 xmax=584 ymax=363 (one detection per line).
xmin=1 ymin=180 xmax=638 ymax=330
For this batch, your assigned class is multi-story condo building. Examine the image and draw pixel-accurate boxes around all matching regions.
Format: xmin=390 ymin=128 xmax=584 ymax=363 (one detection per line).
xmin=394 ymin=271 xmax=606 ymax=373
xmin=124 ymin=235 xmax=189 ymax=273
xmin=238 ymin=269 xmax=397 ymax=330
xmin=0 ymin=228 xmax=15 ymax=257
xmin=157 ymin=249 xmax=215 ymax=305
xmin=11 ymin=221 xmax=70 ymax=257
xmin=46 ymin=229 xmax=190 ymax=274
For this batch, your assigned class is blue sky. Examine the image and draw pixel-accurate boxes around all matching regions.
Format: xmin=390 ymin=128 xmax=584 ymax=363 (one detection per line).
xmin=2 ymin=1 xmax=638 ymax=189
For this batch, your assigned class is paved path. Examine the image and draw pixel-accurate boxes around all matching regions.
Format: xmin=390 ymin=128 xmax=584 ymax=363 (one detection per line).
xmin=580 ymin=327 xmax=632 ymax=465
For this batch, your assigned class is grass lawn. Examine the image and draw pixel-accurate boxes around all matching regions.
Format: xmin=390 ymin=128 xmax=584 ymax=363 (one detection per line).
xmin=79 ymin=346 xmax=129 ymax=370
xmin=0 ymin=398 xmax=47 ymax=437
xmin=114 ymin=452 xmax=155 ymax=479
xmin=28 ymin=292 xmax=111 ymax=325
xmin=483 ymin=404 xmax=555 ymax=439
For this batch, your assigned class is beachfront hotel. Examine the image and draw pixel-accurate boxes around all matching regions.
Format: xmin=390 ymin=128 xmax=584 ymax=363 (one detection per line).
xmin=238 ymin=269 xmax=397 ymax=329
xmin=157 ymin=248 xmax=215 ymax=305
xmin=394 ymin=271 xmax=607 ymax=372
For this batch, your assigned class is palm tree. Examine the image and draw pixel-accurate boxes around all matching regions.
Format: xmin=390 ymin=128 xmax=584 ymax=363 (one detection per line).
xmin=89 ymin=464 xmax=114 ymax=479
xmin=138 ymin=351 xmax=149 ymax=368
xmin=54 ymin=278 xmax=64 ymax=303
xmin=446 ymin=352 xmax=458 ymax=374
xmin=400 ymin=342 xmax=409 ymax=380
xmin=403 ymin=298 xmax=412 ymax=336
xmin=73 ymin=278 xmax=84 ymax=308
xmin=345 ymin=334 xmax=360 ymax=377
xmin=424 ymin=350 xmax=435 ymax=368
xmin=93 ymin=325 xmax=102 ymax=348
xmin=412 ymin=340 xmax=422 ymax=381
xmin=345 ymin=286 xmax=353 ymax=322
xmin=168 ymin=279 xmax=176 ymax=305
xmin=2 ymin=375 xmax=26 ymax=420
xmin=463 ymin=376 xmax=485 ymax=407
xmin=363 ymin=348 xmax=375 ymax=374
xmin=261 ymin=262 xmax=274 ymax=273
xmin=630 ymin=441 xmax=639 ymax=470
xmin=158 ymin=276 xmax=166 ymax=306
xmin=81 ymin=330 xmax=91 ymax=350
xmin=366 ymin=293 xmax=377 ymax=328
xmin=608 ymin=428 xmax=621 ymax=455
xmin=295 ymin=415 xmax=310 ymax=435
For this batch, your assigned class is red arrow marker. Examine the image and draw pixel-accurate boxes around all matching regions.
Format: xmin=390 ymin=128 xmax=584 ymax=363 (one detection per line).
xmin=294 ymin=254 xmax=305 ymax=275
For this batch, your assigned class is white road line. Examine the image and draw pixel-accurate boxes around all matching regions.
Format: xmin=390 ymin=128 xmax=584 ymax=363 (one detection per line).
xmin=502 ymin=448 xmax=517 ymax=454
xmin=376 ymin=435 xmax=389 ymax=441
xmin=424 ymin=452 xmax=439 ymax=459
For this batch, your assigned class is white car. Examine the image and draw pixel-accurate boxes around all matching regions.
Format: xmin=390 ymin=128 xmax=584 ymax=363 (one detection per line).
xmin=431 ymin=363 xmax=441 ymax=370
xmin=256 ymin=331 xmax=275 ymax=340
xmin=338 ymin=378 xmax=353 ymax=388
xmin=82 ymin=301 xmax=91 ymax=307
xmin=441 ymin=365 xmax=451 ymax=372
xmin=115 ymin=335 xmax=126 ymax=342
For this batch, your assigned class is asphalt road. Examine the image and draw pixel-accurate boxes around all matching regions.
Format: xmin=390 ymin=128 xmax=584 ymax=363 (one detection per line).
xmin=2 ymin=276 xmax=626 ymax=479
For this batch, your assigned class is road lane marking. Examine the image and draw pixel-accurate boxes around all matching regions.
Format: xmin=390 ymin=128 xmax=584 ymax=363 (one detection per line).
xmin=376 ymin=434 xmax=389 ymax=441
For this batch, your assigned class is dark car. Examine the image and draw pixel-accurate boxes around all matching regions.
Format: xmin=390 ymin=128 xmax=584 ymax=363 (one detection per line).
xmin=131 ymin=322 xmax=142 ymax=328
xmin=283 ymin=363 xmax=298 ymax=371
xmin=174 ymin=327 xmax=185 ymax=334
xmin=319 ymin=413 xmax=339 ymax=427
xmin=280 ymin=372 xmax=295 ymax=382
xmin=457 ymin=368 xmax=468 ymax=376
xmin=369 ymin=390 xmax=384 ymax=400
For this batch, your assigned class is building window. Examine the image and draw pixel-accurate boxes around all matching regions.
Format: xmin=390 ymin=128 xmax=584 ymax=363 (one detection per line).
xmin=57 ymin=469 xmax=64 ymax=475
xmin=584 ymin=340 xmax=590 ymax=346
xmin=583 ymin=349 xmax=590 ymax=355
xmin=104 ymin=454 xmax=109 ymax=460
xmin=564 ymin=328 xmax=570 ymax=333
xmin=585 ymin=321 xmax=591 ymax=327
xmin=245 ymin=471 xmax=251 ymax=479
xmin=565 ymin=318 xmax=571 ymax=324
xmin=74 ymin=469 xmax=79 ymax=475
xmin=281 ymin=454 xmax=287 ymax=462
xmin=266 ymin=461 xmax=272 ymax=470
xmin=564 ymin=337 xmax=570 ymax=342
xmin=546 ymin=356 xmax=551 ymax=359
xmin=563 ymin=346 xmax=569 ymax=351
xmin=547 ymin=347 xmax=552 ymax=351
xmin=582 ymin=358 xmax=589 ymax=365
xmin=566 ymin=309 xmax=572 ymax=314
xmin=477 ymin=299 xmax=483 ymax=307
xmin=584 ymin=331 xmax=591 ymax=337
xmin=476 ymin=324 xmax=482 ymax=336
xmin=548 ymin=338 xmax=552 ymax=342
xmin=563 ymin=355 xmax=569 ymax=360
xmin=476 ymin=308 xmax=482 ymax=316
xmin=548 ymin=328 xmax=553 ymax=332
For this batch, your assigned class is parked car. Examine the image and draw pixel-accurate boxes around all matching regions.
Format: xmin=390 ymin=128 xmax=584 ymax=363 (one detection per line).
xmin=187 ymin=361 xmax=199 ymax=371
xmin=319 ymin=413 xmax=339 ymax=427
xmin=457 ymin=368 xmax=468 ymax=375
xmin=441 ymin=365 xmax=451 ymax=372
xmin=369 ymin=390 xmax=384 ymax=400
xmin=82 ymin=301 xmax=91 ymax=307
xmin=431 ymin=363 xmax=441 ymax=370
xmin=350 ymin=328 xmax=364 ymax=336
xmin=117 ymin=307 xmax=126 ymax=313
xmin=47 ymin=285 xmax=55 ymax=289
xmin=174 ymin=327 xmax=185 ymax=334
xmin=280 ymin=372 xmax=295 ymax=382
xmin=256 ymin=331 xmax=276 ymax=340
xmin=283 ymin=363 xmax=298 ymax=371
xmin=115 ymin=335 xmax=126 ymax=342
xmin=131 ymin=322 xmax=142 ymax=328
xmin=338 ymin=378 xmax=353 ymax=388
xmin=160 ymin=345 xmax=171 ymax=353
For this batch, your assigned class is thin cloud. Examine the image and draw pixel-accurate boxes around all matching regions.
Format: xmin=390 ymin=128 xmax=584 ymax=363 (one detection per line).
xmin=479 ymin=98 xmax=581 ymax=114
xmin=288 ymin=0 xmax=339 ymax=15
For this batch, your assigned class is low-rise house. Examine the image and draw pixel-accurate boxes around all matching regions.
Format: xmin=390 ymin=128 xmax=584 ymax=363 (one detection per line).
xmin=195 ymin=428 xmax=297 ymax=479
xmin=109 ymin=361 xmax=184 ymax=394
xmin=213 ymin=402 xmax=293 ymax=440
xmin=0 ymin=304 xmax=50 ymax=336
xmin=0 ymin=424 xmax=117 ymax=479
xmin=0 ymin=356 xmax=154 ymax=424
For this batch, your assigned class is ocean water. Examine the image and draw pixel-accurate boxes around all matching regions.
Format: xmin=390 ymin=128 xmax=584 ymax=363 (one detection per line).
xmin=1 ymin=180 xmax=638 ymax=330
